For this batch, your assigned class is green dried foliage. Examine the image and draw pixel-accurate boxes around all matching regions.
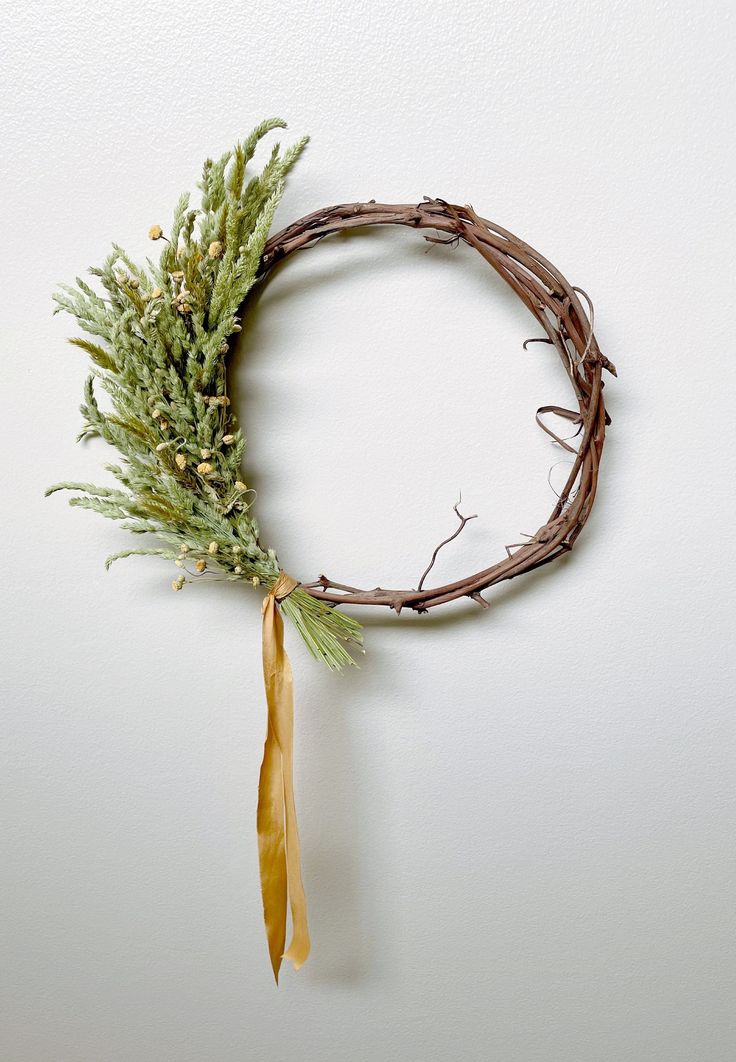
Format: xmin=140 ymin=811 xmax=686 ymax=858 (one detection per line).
xmin=48 ymin=120 xmax=363 ymax=669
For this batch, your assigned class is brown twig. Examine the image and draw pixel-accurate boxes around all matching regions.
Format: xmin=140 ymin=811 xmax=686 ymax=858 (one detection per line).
xmin=256 ymin=199 xmax=614 ymax=615
xmin=417 ymin=501 xmax=478 ymax=592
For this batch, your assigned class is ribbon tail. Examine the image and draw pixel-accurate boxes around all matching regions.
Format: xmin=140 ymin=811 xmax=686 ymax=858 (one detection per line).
xmin=257 ymin=589 xmax=311 ymax=983
xmin=256 ymin=709 xmax=287 ymax=982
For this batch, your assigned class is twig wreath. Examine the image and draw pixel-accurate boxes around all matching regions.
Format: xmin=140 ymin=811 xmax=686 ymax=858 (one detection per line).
xmin=48 ymin=119 xmax=615 ymax=982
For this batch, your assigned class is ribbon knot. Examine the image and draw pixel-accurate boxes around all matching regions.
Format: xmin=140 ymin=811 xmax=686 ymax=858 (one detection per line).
xmin=257 ymin=571 xmax=310 ymax=983
xmin=268 ymin=569 xmax=299 ymax=604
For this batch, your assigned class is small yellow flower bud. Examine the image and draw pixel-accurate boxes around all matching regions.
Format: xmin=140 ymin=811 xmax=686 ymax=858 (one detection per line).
xmin=234 ymin=566 xmax=243 ymax=575
xmin=171 ymin=270 xmax=184 ymax=282
xmin=195 ymin=559 xmax=207 ymax=573
xmin=208 ymin=240 xmax=223 ymax=259
xmin=149 ymin=225 xmax=163 ymax=240
xmin=151 ymin=409 xmax=161 ymax=419
xmin=232 ymin=544 xmax=242 ymax=554
xmin=175 ymin=454 xmax=187 ymax=470
xmin=179 ymin=543 xmax=189 ymax=553
xmin=155 ymin=442 xmax=167 ymax=452
xmin=127 ymin=277 xmax=139 ymax=289
xmin=222 ymin=434 xmax=235 ymax=444
xmin=197 ymin=462 xmax=213 ymax=475
xmin=234 ymin=481 xmax=247 ymax=492
xmin=207 ymin=542 xmax=218 ymax=555
xmin=151 ymin=287 xmax=162 ymax=299
xmin=172 ymin=576 xmax=185 ymax=591
xmin=159 ymin=419 xmax=169 ymax=430
xmin=175 ymin=559 xmax=183 ymax=568
xmin=252 ymin=576 xmax=260 ymax=588
xmin=200 ymin=448 xmax=212 ymax=459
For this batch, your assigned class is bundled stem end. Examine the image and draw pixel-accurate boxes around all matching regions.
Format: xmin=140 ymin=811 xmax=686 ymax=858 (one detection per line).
xmin=280 ymin=587 xmax=364 ymax=670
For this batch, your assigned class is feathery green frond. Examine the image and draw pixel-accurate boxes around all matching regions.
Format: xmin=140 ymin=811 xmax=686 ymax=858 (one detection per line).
xmin=49 ymin=121 xmax=363 ymax=667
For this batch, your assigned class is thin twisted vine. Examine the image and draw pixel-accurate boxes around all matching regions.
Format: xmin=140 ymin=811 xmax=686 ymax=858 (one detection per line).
xmin=417 ymin=501 xmax=478 ymax=593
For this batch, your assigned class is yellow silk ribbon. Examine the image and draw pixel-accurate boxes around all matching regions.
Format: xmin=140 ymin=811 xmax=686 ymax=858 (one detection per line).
xmin=257 ymin=570 xmax=311 ymax=983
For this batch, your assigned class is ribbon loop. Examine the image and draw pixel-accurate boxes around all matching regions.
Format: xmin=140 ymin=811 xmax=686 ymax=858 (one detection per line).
xmin=257 ymin=570 xmax=310 ymax=983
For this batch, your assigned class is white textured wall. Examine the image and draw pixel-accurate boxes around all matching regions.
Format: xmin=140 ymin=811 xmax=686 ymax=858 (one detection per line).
xmin=2 ymin=2 xmax=735 ymax=1059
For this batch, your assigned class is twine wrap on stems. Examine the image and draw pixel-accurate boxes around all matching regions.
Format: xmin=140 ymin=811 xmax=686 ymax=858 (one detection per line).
xmin=257 ymin=570 xmax=310 ymax=982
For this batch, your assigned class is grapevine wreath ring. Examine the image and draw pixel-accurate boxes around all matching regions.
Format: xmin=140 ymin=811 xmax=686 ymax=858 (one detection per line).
xmin=48 ymin=120 xmax=615 ymax=982
xmin=259 ymin=198 xmax=616 ymax=613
